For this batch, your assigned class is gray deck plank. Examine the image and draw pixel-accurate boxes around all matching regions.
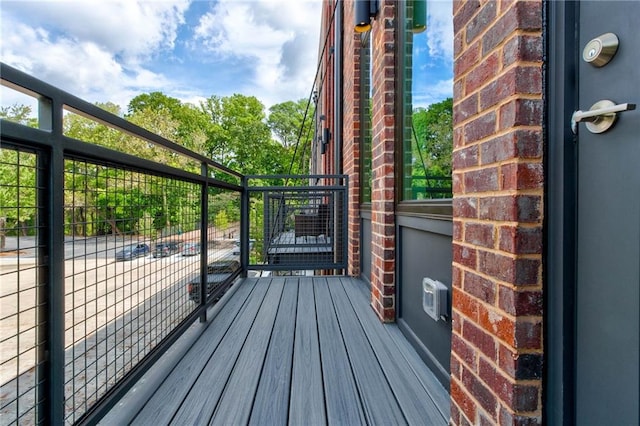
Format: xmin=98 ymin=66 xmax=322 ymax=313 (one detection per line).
xmin=107 ymin=276 xmax=450 ymax=426
xmin=350 ymin=277 xmax=451 ymax=418
xmin=248 ymin=278 xmax=299 ymax=425
xmin=169 ymin=278 xmax=272 ymax=425
xmin=288 ymin=277 xmax=326 ymax=425
xmin=314 ymin=277 xmax=366 ymax=425
xmin=210 ymin=278 xmax=286 ymax=425
xmin=340 ymin=277 xmax=447 ymax=425
xmin=328 ymin=279 xmax=407 ymax=425
xmin=130 ymin=278 xmax=257 ymax=424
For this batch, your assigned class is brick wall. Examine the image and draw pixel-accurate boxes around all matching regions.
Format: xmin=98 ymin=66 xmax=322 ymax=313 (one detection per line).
xmin=369 ymin=0 xmax=397 ymax=322
xmin=341 ymin=0 xmax=363 ymax=277
xmin=451 ymin=0 xmax=544 ymax=424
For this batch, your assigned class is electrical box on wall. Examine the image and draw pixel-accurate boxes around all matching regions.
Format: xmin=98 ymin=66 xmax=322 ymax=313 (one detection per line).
xmin=422 ymin=278 xmax=448 ymax=322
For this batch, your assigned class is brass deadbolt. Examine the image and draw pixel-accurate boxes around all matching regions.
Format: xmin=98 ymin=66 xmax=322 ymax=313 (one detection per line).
xmin=583 ymin=33 xmax=619 ymax=67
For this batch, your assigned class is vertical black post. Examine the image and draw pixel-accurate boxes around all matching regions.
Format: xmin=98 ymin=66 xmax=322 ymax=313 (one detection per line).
xmin=240 ymin=176 xmax=249 ymax=277
xmin=44 ymin=98 xmax=65 ymax=425
xmin=199 ymin=163 xmax=208 ymax=322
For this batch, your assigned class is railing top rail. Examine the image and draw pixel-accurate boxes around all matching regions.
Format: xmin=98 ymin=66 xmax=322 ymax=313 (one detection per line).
xmin=0 ymin=62 xmax=243 ymax=180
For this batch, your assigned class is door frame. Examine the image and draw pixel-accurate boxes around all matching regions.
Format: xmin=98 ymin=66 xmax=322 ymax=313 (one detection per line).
xmin=545 ymin=1 xmax=579 ymax=424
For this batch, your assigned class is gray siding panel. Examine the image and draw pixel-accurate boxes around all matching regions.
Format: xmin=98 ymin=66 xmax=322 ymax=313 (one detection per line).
xmin=398 ymin=221 xmax=453 ymax=389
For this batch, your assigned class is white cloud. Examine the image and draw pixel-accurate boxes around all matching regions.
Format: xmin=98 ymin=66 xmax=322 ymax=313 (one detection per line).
xmin=193 ymin=0 xmax=321 ymax=106
xmin=2 ymin=0 xmax=189 ymax=63
xmin=426 ymin=0 xmax=454 ymax=61
xmin=1 ymin=0 xmax=191 ymax=109
xmin=413 ymin=78 xmax=453 ymax=108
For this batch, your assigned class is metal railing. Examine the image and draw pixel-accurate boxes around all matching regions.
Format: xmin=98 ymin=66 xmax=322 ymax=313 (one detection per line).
xmin=0 ymin=63 xmax=348 ymax=425
xmin=0 ymin=63 xmax=242 ymax=425
xmin=245 ymin=175 xmax=347 ymax=272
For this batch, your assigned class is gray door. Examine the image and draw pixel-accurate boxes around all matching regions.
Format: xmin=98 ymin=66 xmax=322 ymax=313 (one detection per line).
xmin=575 ymin=1 xmax=639 ymax=424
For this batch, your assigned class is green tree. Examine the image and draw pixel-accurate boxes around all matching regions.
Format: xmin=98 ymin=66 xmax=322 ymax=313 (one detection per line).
xmin=201 ymin=94 xmax=281 ymax=176
xmin=409 ymin=97 xmax=453 ymax=198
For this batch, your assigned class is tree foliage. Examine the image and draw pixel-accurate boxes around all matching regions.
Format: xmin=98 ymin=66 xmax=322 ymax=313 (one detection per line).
xmin=4 ymin=90 xmax=319 ymax=238
xmin=407 ymin=97 xmax=453 ymax=198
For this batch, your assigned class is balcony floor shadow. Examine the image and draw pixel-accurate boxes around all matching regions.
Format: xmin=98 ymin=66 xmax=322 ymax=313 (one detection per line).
xmin=101 ymin=276 xmax=449 ymax=425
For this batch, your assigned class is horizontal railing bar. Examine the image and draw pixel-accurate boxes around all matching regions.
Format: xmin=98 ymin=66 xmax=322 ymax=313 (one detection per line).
xmin=1 ymin=62 xmax=242 ymax=180
xmin=63 ymin=138 xmax=242 ymax=192
xmin=248 ymin=186 xmax=346 ymax=192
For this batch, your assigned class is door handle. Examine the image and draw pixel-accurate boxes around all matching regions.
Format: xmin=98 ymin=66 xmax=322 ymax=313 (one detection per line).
xmin=571 ymin=100 xmax=636 ymax=134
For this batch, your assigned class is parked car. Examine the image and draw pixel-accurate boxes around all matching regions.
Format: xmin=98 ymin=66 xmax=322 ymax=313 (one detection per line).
xmin=182 ymin=242 xmax=201 ymax=256
xmin=187 ymin=259 xmax=240 ymax=303
xmin=152 ymin=241 xmax=182 ymax=258
xmin=232 ymin=239 xmax=256 ymax=255
xmin=115 ymin=243 xmax=150 ymax=261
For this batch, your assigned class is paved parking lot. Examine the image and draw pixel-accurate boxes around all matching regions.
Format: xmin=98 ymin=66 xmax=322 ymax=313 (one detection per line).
xmin=0 ymin=234 xmax=236 ymax=418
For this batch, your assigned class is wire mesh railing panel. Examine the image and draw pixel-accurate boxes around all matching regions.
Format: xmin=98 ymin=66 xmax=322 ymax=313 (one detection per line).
xmin=0 ymin=146 xmax=46 ymax=425
xmin=62 ymin=160 xmax=203 ymax=423
xmin=246 ymin=175 xmax=347 ymax=272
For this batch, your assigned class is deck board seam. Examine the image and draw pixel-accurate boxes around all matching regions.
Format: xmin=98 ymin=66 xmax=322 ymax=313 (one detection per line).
xmin=340 ymin=277 xmax=447 ymax=425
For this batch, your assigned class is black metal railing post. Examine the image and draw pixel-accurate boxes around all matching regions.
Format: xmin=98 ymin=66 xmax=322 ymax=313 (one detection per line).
xmin=240 ymin=176 xmax=249 ymax=277
xmin=199 ymin=163 xmax=208 ymax=322
xmin=46 ymin=99 xmax=66 ymax=425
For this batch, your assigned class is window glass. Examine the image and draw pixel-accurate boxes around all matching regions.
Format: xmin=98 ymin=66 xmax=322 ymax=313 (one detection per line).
xmin=361 ymin=34 xmax=372 ymax=203
xmin=402 ymin=0 xmax=453 ymax=200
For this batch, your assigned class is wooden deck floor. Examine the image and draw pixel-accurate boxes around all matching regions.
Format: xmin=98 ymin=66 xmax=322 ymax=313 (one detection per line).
xmin=102 ymin=276 xmax=449 ymax=425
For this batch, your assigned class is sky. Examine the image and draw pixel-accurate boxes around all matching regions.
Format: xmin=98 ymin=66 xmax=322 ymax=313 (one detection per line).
xmin=1 ymin=0 xmax=453 ymax=113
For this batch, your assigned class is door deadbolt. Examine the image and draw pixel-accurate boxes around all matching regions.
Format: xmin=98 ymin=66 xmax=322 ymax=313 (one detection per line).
xmin=571 ymin=100 xmax=636 ymax=134
xmin=583 ymin=33 xmax=619 ymax=67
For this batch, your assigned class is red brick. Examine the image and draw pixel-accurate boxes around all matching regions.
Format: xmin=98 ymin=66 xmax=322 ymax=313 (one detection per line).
xmin=478 ymin=195 xmax=541 ymax=223
xmin=453 ymin=172 xmax=464 ymax=194
xmin=451 ymin=352 xmax=463 ymax=380
xmin=454 ymin=287 xmax=480 ymax=321
xmin=515 ymin=320 xmax=542 ymax=349
xmin=453 ymin=0 xmax=482 ymax=33
xmin=453 ymin=311 xmax=463 ymax=334
xmin=453 ymin=243 xmax=478 ymax=269
xmin=453 ymin=220 xmax=464 ymax=242
xmin=465 ymin=53 xmax=500 ymax=94
xmin=453 ymin=145 xmax=479 ymax=169
xmin=503 ymin=35 xmax=543 ymax=66
xmin=498 ymin=286 xmax=543 ymax=316
xmin=479 ymin=129 xmax=542 ymax=164
xmin=455 ymin=42 xmax=481 ymax=77
xmin=454 ymin=93 xmax=479 ymax=124
xmin=462 ymin=365 xmax=498 ymax=417
xmin=479 ymin=304 xmax=516 ymax=345
xmin=464 ymin=223 xmax=495 ymax=249
xmin=479 ymin=357 xmax=540 ymax=412
xmin=452 ymin=379 xmax=477 ymax=424
xmin=462 ymin=320 xmax=497 ymax=359
xmin=465 ymin=271 xmax=497 ymax=304
xmin=499 ymin=225 xmax=542 ymax=254
xmin=478 ymin=250 xmax=540 ymax=285
xmin=499 ymin=345 xmax=543 ymax=380
xmin=453 ymin=333 xmax=477 ymax=369
xmin=500 ymin=407 xmax=543 ymax=426
xmin=499 ymin=98 xmax=543 ymax=130
xmin=482 ymin=1 xmax=542 ymax=54
xmin=501 ymin=162 xmax=543 ymax=191
xmin=453 ymin=197 xmax=478 ymax=218
xmin=464 ymin=167 xmax=499 ymax=193
xmin=465 ymin=1 xmax=497 ymax=44
xmin=464 ymin=111 xmax=497 ymax=144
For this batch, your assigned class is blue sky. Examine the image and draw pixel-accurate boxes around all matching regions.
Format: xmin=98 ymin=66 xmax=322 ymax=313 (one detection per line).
xmin=1 ymin=0 xmax=452 ymax=112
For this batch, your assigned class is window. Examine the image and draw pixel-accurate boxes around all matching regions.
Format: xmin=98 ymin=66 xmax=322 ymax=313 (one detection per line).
xmin=400 ymin=0 xmax=453 ymax=201
xmin=360 ymin=33 xmax=373 ymax=204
